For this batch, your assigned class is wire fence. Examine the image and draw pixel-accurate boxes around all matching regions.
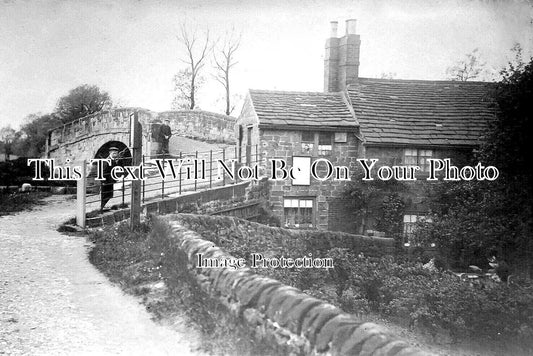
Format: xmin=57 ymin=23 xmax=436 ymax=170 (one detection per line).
xmin=84 ymin=145 xmax=260 ymax=213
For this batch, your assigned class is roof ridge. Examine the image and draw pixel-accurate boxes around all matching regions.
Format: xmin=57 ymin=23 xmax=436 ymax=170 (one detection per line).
xmin=349 ymin=78 xmax=495 ymax=87
xmin=249 ymin=89 xmax=340 ymax=95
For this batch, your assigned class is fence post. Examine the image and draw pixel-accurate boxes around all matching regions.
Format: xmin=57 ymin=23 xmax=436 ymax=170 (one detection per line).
xmin=194 ymin=151 xmax=198 ymax=191
xmin=234 ymin=146 xmax=238 ymax=184
xmin=209 ymin=150 xmax=212 ymax=189
xmin=121 ymin=178 xmax=125 ymax=207
xmin=142 ymin=154 xmax=145 ymax=204
xmin=130 ymin=112 xmax=142 ymax=230
xmin=222 ymin=148 xmax=226 ymax=186
xmin=76 ymin=160 xmax=86 ymax=228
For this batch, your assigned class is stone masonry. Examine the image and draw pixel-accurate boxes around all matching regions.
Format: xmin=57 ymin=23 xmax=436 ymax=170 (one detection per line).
xmin=163 ymin=215 xmax=433 ymax=356
xmin=260 ymin=128 xmax=360 ymax=232
xmin=47 ymin=108 xmax=235 ymax=166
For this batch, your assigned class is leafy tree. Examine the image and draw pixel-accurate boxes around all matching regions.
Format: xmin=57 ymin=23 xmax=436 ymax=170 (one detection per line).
xmin=346 ymin=169 xmax=406 ymax=235
xmin=375 ymin=193 xmax=405 ymax=239
xmin=417 ymin=56 xmax=533 ymax=276
xmin=0 ymin=126 xmax=17 ymax=160
xmin=13 ymin=113 xmax=62 ymax=157
xmin=55 ymin=84 xmax=111 ymax=123
xmin=171 ymin=68 xmax=204 ymax=110
xmin=379 ymin=72 xmax=397 ymax=79
xmin=446 ymin=48 xmax=486 ymax=81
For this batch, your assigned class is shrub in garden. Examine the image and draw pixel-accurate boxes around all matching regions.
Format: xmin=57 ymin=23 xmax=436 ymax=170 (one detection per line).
xmin=341 ymin=255 xmax=533 ymax=352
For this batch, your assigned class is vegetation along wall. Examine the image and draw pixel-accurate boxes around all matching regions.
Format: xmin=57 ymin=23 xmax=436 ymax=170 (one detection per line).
xmin=158 ymin=214 xmax=429 ymax=355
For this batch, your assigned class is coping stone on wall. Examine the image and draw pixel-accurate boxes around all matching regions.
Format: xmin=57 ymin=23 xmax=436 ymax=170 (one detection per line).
xmin=162 ymin=214 xmax=435 ymax=356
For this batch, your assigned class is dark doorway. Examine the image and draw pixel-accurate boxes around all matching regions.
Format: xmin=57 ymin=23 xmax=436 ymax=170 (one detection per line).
xmin=246 ymin=126 xmax=252 ymax=165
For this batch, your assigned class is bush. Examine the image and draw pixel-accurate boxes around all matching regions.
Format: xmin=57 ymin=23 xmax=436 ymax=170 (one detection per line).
xmin=342 ymin=255 xmax=533 ymax=351
xmin=88 ymin=218 xmax=278 ymax=356
xmin=90 ymin=216 xmax=533 ymax=354
xmin=0 ymin=191 xmax=51 ymax=216
xmin=215 ymin=225 xmax=533 ymax=352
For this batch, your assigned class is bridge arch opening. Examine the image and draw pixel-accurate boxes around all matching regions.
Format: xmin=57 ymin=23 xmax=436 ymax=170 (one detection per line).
xmin=87 ymin=141 xmax=132 ymax=184
xmin=94 ymin=141 xmax=132 ymax=166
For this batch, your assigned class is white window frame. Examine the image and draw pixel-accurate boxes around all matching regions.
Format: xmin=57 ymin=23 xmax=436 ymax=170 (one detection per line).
xmin=318 ymin=132 xmax=333 ymax=156
xmin=283 ymin=197 xmax=315 ymax=228
xmin=301 ymin=131 xmax=314 ymax=154
xmin=404 ymin=148 xmax=433 ymax=172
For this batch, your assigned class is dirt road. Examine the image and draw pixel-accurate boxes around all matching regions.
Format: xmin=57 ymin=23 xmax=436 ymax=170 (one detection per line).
xmin=0 ymin=195 xmax=202 ymax=355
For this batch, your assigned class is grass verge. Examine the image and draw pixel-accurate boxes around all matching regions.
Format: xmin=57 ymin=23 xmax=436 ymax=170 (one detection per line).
xmin=0 ymin=191 xmax=52 ymax=216
xmin=87 ymin=218 xmax=277 ymax=356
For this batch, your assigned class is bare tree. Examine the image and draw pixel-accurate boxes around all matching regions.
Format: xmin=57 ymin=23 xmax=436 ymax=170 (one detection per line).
xmin=446 ymin=48 xmax=486 ymax=81
xmin=213 ymin=32 xmax=240 ymax=115
xmin=175 ymin=24 xmax=211 ymax=110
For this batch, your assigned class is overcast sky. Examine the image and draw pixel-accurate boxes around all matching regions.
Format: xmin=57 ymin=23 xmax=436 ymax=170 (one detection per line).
xmin=1 ymin=0 xmax=532 ymax=129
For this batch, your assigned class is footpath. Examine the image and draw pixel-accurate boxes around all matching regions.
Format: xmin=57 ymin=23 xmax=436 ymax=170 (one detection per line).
xmin=0 ymin=195 xmax=202 ymax=356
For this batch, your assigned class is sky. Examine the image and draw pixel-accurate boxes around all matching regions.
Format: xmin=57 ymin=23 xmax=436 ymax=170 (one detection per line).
xmin=0 ymin=0 xmax=532 ymax=130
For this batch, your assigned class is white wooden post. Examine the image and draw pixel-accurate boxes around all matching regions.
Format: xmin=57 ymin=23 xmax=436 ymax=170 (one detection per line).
xmin=76 ymin=160 xmax=87 ymax=228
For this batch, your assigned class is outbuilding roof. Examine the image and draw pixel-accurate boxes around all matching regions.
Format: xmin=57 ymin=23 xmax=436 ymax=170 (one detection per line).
xmin=248 ymin=89 xmax=356 ymax=130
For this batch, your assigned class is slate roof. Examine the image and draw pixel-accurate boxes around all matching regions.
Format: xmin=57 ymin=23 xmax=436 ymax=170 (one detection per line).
xmin=347 ymin=78 xmax=496 ymax=147
xmin=249 ymin=90 xmax=356 ymax=130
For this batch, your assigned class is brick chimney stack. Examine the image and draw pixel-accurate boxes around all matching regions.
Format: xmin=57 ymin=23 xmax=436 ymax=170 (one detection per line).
xmin=324 ymin=19 xmax=361 ymax=92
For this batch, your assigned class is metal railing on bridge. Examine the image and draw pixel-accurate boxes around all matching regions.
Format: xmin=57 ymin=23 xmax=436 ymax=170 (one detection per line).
xmin=77 ymin=145 xmax=260 ymax=226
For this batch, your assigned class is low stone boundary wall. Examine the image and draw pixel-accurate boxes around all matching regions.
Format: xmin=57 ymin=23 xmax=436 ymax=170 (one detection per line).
xmin=85 ymin=182 xmax=253 ymax=228
xmin=143 ymin=182 xmax=249 ymax=216
xmin=173 ymin=214 xmax=395 ymax=258
xmin=163 ymin=216 xmax=432 ymax=356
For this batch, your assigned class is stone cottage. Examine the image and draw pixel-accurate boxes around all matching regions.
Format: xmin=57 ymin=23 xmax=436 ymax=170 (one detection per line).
xmin=236 ymin=19 xmax=496 ymax=237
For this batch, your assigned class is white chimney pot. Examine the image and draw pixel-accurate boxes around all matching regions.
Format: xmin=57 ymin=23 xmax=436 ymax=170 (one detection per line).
xmin=330 ymin=21 xmax=338 ymax=38
xmin=346 ymin=19 xmax=357 ymax=35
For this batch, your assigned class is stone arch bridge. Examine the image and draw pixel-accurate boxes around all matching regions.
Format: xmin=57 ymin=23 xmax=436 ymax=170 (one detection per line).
xmin=46 ymin=108 xmax=236 ymax=165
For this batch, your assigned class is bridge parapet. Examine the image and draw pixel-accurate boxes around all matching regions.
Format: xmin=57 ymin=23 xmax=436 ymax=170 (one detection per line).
xmin=158 ymin=110 xmax=235 ymax=144
xmin=49 ymin=108 xmax=154 ymax=149
xmin=47 ymin=108 xmax=236 ymax=165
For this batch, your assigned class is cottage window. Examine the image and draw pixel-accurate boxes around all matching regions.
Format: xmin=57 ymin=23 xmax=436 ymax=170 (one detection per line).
xmin=403 ymin=214 xmax=418 ymax=238
xmin=301 ymin=131 xmax=336 ymax=156
xmin=404 ymin=149 xmax=433 ymax=172
xmin=284 ymin=198 xmax=314 ymax=228
xmin=403 ymin=214 xmax=433 ymax=242
xmin=301 ymin=131 xmax=314 ymax=154
xmin=334 ymin=132 xmax=347 ymax=143
xmin=318 ymin=132 xmax=333 ymax=155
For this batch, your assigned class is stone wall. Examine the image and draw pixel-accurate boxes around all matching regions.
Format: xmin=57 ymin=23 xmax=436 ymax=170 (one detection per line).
xmin=234 ymin=95 xmax=260 ymax=165
xmin=234 ymin=95 xmax=363 ymax=233
xmin=47 ymin=108 xmax=236 ymax=165
xmin=259 ymin=128 xmax=359 ymax=232
xmin=363 ymin=146 xmax=475 ymax=231
xmin=161 ymin=216 xmax=432 ymax=355
xmin=157 ymin=110 xmax=236 ymax=144
xmin=85 ymin=182 xmax=253 ymax=228
xmin=364 ymin=146 xmax=473 ymax=174
xmin=171 ymin=213 xmax=394 ymax=258
xmin=47 ymin=108 xmax=149 ymax=165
